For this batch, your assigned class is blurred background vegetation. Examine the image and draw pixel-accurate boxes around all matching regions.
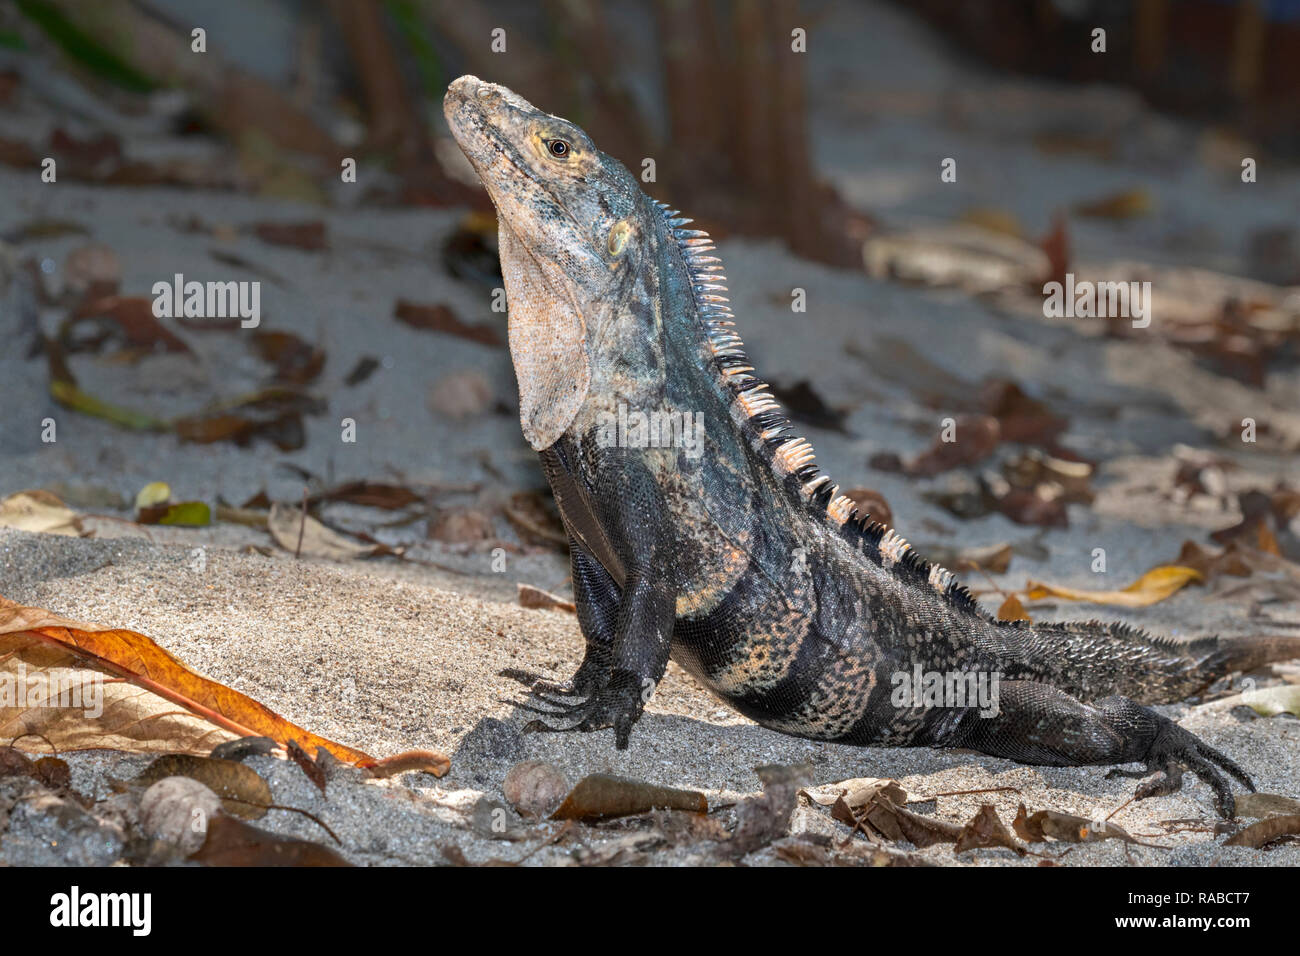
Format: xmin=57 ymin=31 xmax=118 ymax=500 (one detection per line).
xmin=4 ymin=0 xmax=1297 ymax=269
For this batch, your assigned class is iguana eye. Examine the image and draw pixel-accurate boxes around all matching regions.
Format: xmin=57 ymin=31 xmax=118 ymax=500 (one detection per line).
xmin=546 ymin=139 xmax=571 ymax=158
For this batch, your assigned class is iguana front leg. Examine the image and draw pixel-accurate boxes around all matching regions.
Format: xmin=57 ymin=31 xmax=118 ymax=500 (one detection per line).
xmin=526 ymin=454 xmax=678 ymax=749
xmin=936 ymin=681 xmax=1253 ymax=817
xmin=531 ymin=540 xmax=619 ymax=696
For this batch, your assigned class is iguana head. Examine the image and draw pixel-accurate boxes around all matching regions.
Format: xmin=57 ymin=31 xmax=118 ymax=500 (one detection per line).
xmin=444 ymin=75 xmax=651 ymax=450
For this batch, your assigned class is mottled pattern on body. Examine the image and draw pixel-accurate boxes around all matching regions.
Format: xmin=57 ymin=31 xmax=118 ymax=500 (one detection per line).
xmin=444 ymin=75 xmax=1300 ymax=817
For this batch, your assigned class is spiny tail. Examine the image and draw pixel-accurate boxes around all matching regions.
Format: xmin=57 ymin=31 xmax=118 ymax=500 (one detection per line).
xmin=1016 ymin=619 xmax=1300 ymax=704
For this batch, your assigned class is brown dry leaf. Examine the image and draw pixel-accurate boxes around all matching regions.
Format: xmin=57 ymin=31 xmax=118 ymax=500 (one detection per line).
xmin=267 ymin=503 xmax=378 ymax=561
xmin=517 ymin=583 xmax=576 ymax=613
xmin=394 ymin=299 xmax=502 ymax=346
xmin=1002 ymin=449 xmax=1093 ymax=503
xmin=1223 ymin=814 xmax=1300 ymax=848
xmin=173 ymin=387 xmax=322 ymax=451
xmin=135 ymin=754 xmax=272 ymax=820
xmin=250 ymin=330 xmax=326 ymax=385
xmin=980 ymin=381 xmax=1069 ymax=448
xmin=0 ymin=595 xmax=374 ymax=765
xmin=997 ymin=594 xmax=1032 ymax=622
xmin=311 ymin=481 xmax=423 ymax=510
xmin=191 ymin=813 xmax=350 ymax=866
xmin=802 ymin=776 xmax=907 ymax=808
xmin=929 ymin=541 xmax=1014 ymax=574
xmin=1256 ymin=522 xmax=1282 ymax=557
xmin=364 ymin=750 xmax=451 ymax=779
xmin=251 ymin=220 xmax=328 ymax=250
xmin=0 ymin=490 xmax=84 ymax=536
xmin=1235 ymin=793 xmax=1300 ymax=819
xmin=429 ymin=507 xmax=495 ymax=543
xmin=906 ymin=415 xmax=1001 ymax=476
xmin=64 ymin=295 xmax=191 ymax=355
xmin=1173 ymin=539 xmax=1256 ymax=580
xmin=994 ymin=485 xmax=1070 ymax=528
xmin=954 ymin=804 xmax=1024 ymax=855
xmin=550 ymin=773 xmax=707 ymax=821
xmin=1025 ymin=565 xmax=1202 ymax=608
xmin=840 ymin=488 xmax=893 ymax=528
xmin=723 ymin=764 xmax=812 ymax=859
xmin=1012 ymin=803 xmax=1146 ymax=845
xmin=33 ymin=756 xmax=72 ymax=791
xmin=832 ymin=789 xmax=963 ymax=847
xmin=286 ymin=740 xmax=328 ymax=795
xmin=503 ymin=491 xmax=568 ymax=548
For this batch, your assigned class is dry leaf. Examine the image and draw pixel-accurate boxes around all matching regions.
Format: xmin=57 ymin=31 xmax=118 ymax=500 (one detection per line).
xmin=267 ymin=503 xmax=378 ymax=561
xmin=0 ymin=490 xmax=84 ymax=536
xmin=191 ymin=813 xmax=350 ymax=866
xmin=286 ymin=740 xmax=328 ymax=795
xmin=517 ymin=583 xmax=576 ymax=613
xmin=135 ymin=755 xmax=272 ymax=820
xmin=251 ymin=220 xmax=328 ymax=251
xmin=550 ymin=773 xmax=707 ymax=821
xmin=364 ymin=750 xmax=451 ymax=779
xmin=1012 ymin=803 xmax=1145 ymax=845
xmin=1025 ymin=565 xmax=1202 ymax=608
xmin=1223 ymin=814 xmax=1300 ymax=848
xmin=394 ymin=299 xmax=502 ymax=346
xmin=831 ymin=789 xmax=963 ymax=847
xmin=954 ymin=804 xmax=1024 ymax=855
xmin=997 ymin=594 xmax=1031 ymax=622
xmin=1239 ymin=685 xmax=1300 ymax=717
xmin=1234 ymin=793 xmax=1300 ymax=819
xmin=802 ymin=777 xmax=907 ymax=808
xmin=0 ymin=595 xmax=372 ymax=764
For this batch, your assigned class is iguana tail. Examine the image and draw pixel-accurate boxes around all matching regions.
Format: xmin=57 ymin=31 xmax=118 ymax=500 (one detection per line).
xmin=1006 ymin=619 xmax=1300 ymax=705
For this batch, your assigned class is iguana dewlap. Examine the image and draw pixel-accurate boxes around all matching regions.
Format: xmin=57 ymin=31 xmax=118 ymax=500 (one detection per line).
xmin=444 ymin=75 xmax=1299 ymax=818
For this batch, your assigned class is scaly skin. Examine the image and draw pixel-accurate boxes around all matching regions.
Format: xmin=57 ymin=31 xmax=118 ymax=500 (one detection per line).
xmin=444 ymin=75 xmax=1300 ymax=818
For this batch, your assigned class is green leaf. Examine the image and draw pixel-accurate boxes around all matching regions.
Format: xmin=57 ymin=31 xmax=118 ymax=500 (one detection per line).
xmin=158 ymin=501 xmax=211 ymax=527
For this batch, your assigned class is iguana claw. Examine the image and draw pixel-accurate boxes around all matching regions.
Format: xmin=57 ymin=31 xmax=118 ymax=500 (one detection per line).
xmin=519 ymin=671 xmax=646 ymax=749
xmin=1122 ymin=717 xmax=1255 ymax=818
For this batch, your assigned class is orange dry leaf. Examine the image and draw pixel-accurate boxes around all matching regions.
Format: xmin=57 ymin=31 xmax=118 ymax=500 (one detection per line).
xmin=996 ymin=594 xmax=1031 ymax=622
xmin=1024 ymin=565 xmax=1202 ymax=608
xmin=0 ymin=596 xmax=446 ymax=775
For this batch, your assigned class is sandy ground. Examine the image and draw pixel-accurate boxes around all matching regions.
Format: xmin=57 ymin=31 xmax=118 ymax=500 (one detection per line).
xmin=2 ymin=1 xmax=1299 ymax=865
xmin=2 ymin=527 xmax=1297 ymax=866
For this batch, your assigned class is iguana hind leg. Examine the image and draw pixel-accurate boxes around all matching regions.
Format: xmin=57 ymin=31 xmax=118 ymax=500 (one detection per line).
xmin=937 ymin=680 xmax=1253 ymax=818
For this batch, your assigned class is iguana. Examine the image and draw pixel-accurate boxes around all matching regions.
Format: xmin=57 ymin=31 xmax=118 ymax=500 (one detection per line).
xmin=444 ymin=75 xmax=1299 ymax=817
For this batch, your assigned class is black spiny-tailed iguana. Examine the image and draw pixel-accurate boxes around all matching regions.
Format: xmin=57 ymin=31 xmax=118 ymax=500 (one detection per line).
xmin=444 ymin=75 xmax=1299 ymax=817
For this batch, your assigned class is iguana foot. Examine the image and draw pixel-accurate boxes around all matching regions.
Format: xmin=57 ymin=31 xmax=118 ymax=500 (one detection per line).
xmin=1121 ymin=713 xmax=1254 ymax=818
xmin=520 ymin=670 xmax=646 ymax=749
